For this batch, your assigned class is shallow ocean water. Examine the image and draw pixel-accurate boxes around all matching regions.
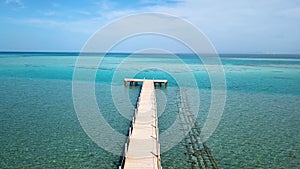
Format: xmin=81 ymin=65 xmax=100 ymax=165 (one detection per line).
xmin=0 ymin=53 xmax=299 ymax=168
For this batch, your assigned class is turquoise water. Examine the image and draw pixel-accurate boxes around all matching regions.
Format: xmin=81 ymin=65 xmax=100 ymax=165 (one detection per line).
xmin=0 ymin=52 xmax=299 ymax=168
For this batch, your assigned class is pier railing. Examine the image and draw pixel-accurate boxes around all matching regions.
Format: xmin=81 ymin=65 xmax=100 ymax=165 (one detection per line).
xmin=119 ymin=87 xmax=141 ymax=169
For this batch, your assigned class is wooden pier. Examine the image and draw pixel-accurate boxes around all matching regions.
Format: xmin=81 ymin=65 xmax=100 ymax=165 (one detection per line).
xmin=120 ymin=78 xmax=220 ymax=169
xmin=120 ymin=79 xmax=164 ymax=169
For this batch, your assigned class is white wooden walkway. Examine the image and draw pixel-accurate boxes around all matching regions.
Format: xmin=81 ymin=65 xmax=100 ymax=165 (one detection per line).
xmin=123 ymin=80 xmax=161 ymax=169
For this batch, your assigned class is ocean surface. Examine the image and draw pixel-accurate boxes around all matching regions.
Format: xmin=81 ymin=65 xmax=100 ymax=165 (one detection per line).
xmin=0 ymin=52 xmax=299 ymax=168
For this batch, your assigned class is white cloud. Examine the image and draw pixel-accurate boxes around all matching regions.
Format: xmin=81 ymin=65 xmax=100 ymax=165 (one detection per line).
xmin=11 ymin=17 xmax=103 ymax=34
xmin=76 ymin=10 xmax=92 ymax=16
xmin=5 ymin=0 xmax=21 ymax=4
xmin=43 ymin=11 xmax=56 ymax=16
xmin=280 ymin=7 xmax=300 ymax=17
xmin=5 ymin=0 xmax=24 ymax=8
xmin=52 ymin=2 xmax=61 ymax=8
xmin=92 ymin=0 xmax=117 ymax=11
xmin=3 ymin=0 xmax=300 ymax=53
xmin=42 ymin=0 xmax=297 ymax=53
xmin=16 ymin=18 xmax=60 ymax=27
xmin=139 ymin=0 xmax=183 ymax=6
xmin=103 ymin=0 xmax=300 ymax=53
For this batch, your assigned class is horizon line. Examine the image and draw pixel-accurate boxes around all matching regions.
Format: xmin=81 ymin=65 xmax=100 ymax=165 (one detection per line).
xmin=0 ymin=50 xmax=300 ymax=55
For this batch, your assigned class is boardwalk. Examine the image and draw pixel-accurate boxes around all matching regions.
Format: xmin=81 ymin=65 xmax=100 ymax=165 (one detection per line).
xmin=122 ymin=80 xmax=162 ymax=169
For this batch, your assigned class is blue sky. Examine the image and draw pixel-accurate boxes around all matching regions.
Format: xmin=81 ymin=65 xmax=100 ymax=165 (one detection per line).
xmin=0 ymin=0 xmax=300 ymax=53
